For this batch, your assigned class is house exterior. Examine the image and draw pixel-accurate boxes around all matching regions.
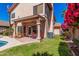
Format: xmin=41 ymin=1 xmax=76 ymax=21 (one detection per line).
xmin=54 ymin=23 xmax=62 ymax=35
xmin=0 ymin=21 xmax=9 ymax=34
xmin=9 ymin=3 xmax=54 ymax=39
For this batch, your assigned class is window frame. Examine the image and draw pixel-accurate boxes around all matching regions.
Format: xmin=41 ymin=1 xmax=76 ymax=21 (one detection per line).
xmin=33 ymin=3 xmax=43 ymax=15
xmin=18 ymin=26 xmax=22 ymax=34
xmin=11 ymin=13 xmax=15 ymax=18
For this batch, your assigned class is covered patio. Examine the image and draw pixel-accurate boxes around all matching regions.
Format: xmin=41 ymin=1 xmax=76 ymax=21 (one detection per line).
xmin=13 ymin=15 xmax=48 ymax=40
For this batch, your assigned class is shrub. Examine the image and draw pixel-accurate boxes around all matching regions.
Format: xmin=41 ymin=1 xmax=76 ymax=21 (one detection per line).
xmin=32 ymin=51 xmax=53 ymax=56
xmin=3 ymin=27 xmax=14 ymax=36
xmin=73 ymin=39 xmax=79 ymax=46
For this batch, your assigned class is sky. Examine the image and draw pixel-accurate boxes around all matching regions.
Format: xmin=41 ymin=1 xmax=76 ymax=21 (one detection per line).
xmin=53 ymin=3 xmax=67 ymax=24
xmin=0 ymin=3 xmax=67 ymax=24
xmin=0 ymin=3 xmax=12 ymax=22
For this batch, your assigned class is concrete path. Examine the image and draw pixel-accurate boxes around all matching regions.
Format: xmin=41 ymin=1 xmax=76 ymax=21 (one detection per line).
xmin=0 ymin=36 xmax=39 ymax=51
xmin=17 ymin=37 xmax=39 ymax=44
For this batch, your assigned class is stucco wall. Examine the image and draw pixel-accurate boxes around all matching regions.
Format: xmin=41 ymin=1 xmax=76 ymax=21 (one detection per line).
xmin=54 ymin=28 xmax=61 ymax=35
xmin=10 ymin=3 xmax=45 ymax=24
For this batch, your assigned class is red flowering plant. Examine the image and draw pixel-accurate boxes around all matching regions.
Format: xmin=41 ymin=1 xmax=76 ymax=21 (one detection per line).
xmin=68 ymin=3 xmax=76 ymax=11
xmin=62 ymin=3 xmax=79 ymax=30
xmin=61 ymin=22 xmax=69 ymax=31
xmin=62 ymin=3 xmax=79 ymax=40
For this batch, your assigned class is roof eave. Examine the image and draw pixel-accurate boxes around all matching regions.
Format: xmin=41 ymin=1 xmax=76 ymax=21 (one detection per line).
xmin=8 ymin=3 xmax=19 ymax=13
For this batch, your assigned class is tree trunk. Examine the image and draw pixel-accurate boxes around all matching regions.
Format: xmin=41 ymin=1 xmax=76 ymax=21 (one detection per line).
xmin=72 ymin=27 xmax=75 ymax=41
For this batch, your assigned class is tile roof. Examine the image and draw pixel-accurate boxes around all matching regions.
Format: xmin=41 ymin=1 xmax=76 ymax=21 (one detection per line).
xmin=54 ymin=23 xmax=61 ymax=26
xmin=8 ymin=3 xmax=19 ymax=13
xmin=54 ymin=23 xmax=61 ymax=29
xmin=0 ymin=21 xmax=9 ymax=27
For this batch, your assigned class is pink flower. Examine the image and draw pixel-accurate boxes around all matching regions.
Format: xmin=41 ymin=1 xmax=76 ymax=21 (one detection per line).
xmin=64 ymin=19 xmax=75 ymax=25
xmin=61 ymin=23 xmax=69 ymax=30
xmin=65 ymin=9 xmax=73 ymax=20
xmin=73 ymin=8 xmax=79 ymax=17
xmin=63 ymin=3 xmax=79 ymax=29
xmin=68 ymin=3 xmax=76 ymax=11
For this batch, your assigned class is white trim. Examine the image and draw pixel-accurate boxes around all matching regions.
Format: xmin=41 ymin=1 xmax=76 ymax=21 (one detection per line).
xmin=36 ymin=19 xmax=41 ymax=39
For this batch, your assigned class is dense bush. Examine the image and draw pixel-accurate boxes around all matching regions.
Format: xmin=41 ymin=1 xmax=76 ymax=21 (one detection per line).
xmin=3 ymin=27 xmax=14 ymax=36
xmin=32 ymin=51 xmax=53 ymax=56
xmin=73 ymin=39 xmax=79 ymax=46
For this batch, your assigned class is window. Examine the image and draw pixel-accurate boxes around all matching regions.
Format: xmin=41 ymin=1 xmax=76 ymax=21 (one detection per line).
xmin=11 ymin=13 xmax=15 ymax=18
xmin=28 ymin=27 xmax=31 ymax=35
xmin=18 ymin=26 xmax=22 ymax=33
xmin=32 ymin=26 xmax=37 ymax=34
xmin=33 ymin=4 xmax=43 ymax=15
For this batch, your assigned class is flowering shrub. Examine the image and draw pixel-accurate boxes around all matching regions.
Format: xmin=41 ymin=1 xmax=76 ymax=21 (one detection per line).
xmin=62 ymin=3 xmax=79 ymax=30
xmin=61 ymin=23 xmax=69 ymax=30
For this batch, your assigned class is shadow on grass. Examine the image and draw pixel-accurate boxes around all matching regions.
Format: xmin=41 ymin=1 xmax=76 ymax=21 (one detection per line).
xmin=60 ymin=37 xmax=64 ymax=40
xmin=59 ymin=35 xmax=65 ymax=40
xmin=32 ymin=51 xmax=53 ymax=56
xmin=58 ymin=42 xmax=72 ymax=56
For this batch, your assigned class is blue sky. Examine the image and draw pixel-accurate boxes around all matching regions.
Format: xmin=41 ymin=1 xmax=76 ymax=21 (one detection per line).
xmin=53 ymin=3 xmax=67 ymax=24
xmin=0 ymin=3 xmax=12 ymax=22
xmin=0 ymin=3 xmax=67 ymax=24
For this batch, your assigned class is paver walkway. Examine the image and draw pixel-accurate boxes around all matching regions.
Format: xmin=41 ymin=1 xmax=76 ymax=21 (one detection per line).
xmin=0 ymin=36 xmax=40 ymax=51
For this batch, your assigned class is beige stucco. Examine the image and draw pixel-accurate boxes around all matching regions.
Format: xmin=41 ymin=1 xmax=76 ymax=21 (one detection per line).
xmin=54 ymin=29 xmax=61 ymax=35
xmin=10 ymin=3 xmax=54 ymax=39
xmin=10 ymin=3 xmax=46 ymax=24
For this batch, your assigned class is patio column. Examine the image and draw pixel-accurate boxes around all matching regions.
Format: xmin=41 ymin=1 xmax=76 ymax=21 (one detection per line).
xmin=12 ymin=22 xmax=16 ymax=38
xmin=44 ymin=19 xmax=48 ymax=38
xmin=13 ymin=23 xmax=16 ymax=37
xmin=36 ymin=19 xmax=41 ymax=39
xmin=17 ymin=22 xmax=23 ymax=37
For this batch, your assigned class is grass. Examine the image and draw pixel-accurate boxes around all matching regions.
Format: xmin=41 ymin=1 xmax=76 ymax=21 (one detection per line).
xmin=0 ymin=36 xmax=71 ymax=56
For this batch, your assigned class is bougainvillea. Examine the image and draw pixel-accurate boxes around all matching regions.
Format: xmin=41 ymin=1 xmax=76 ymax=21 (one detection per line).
xmin=62 ymin=3 xmax=79 ymax=30
xmin=61 ymin=23 xmax=69 ymax=30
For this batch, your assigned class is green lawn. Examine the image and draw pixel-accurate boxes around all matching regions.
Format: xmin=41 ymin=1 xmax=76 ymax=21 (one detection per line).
xmin=0 ymin=36 xmax=71 ymax=56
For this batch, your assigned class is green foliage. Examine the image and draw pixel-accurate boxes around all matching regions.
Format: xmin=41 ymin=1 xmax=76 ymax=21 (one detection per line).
xmin=33 ymin=51 xmax=53 ymax=56
xmin=3 ymin=27 xmax=14 ymax=36
xmin=73 ymin=39 xmax=79 ymax=46
xmin=58 ymin=42 xmax=71 ymax=56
